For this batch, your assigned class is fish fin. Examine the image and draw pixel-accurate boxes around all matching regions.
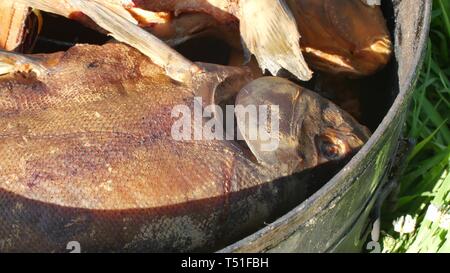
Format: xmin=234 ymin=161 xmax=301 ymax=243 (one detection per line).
xmin=239 ymin=0 xmax=313 ymax=81
xmin=94 ymin=1 xmax=139 ymax=25
xmin=70 ymin=0 xmax=199 ymax=83
xmin=235 ymin=77 xmax=304 ymax=174
xmin=0 ymin=49 xmax=49 ymax=76
xmin=192 ymin=63 xmax=252 ymax=142
xmin=0 ymin=63 xmax=14 ymax=75
xmin=16 ymin=0 xmax=199 ymax=83
xmin=193 ymin=63 xmax=252 ymax=105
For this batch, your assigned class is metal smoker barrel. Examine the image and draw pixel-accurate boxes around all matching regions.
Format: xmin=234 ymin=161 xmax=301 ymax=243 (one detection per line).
xmin=221 ymin=0 xmax=433 ymax=253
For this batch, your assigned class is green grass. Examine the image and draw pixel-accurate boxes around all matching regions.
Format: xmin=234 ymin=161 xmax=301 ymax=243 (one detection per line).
xmin=381 ymin=0 xmax=450 ymax=253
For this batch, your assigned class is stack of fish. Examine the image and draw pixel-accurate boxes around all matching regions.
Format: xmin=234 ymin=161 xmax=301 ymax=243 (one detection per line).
xmin=0 ymin=0 xmax=392 ymax=252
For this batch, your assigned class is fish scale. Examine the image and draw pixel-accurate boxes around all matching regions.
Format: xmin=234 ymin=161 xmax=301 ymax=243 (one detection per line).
xmin=0 ymin=43 xmax=287 ymax=252
xmin=0 ymin=42 xmax=370 ymax=252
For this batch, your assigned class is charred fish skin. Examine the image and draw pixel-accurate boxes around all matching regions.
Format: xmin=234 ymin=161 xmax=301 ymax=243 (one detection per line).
xmin=0 ymin=43 xmax=370 ymax=252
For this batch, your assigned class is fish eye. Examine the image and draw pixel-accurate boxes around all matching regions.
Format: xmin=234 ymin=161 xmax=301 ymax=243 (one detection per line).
xmin=317 ymin=135 xmax=345 ymax=160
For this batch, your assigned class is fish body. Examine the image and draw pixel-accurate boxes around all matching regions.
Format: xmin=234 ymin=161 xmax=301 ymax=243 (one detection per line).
xmin=14 ymin=0 xmax=391 ymax=81
xmin=129 ymin=0 xmax=392 ymax=77
xmin=148 ymin=0 xmax=392 ymax=77
xmin=0 ymin=43 xmax=284 ymax=252
xmin=0 ymin=43 xmax=369 ymax=252
xmin=287 ymin=0 xmax=392 ymax=76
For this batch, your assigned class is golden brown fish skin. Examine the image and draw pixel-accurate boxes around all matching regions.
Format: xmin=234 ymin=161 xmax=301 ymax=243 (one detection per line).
xmin=131 ymin=0 xmax=239 ymax=23
xmin=286 ymin=0 xmax=392 ymax=76
xmin=142 ymin=0 xmax=391 ymax=77
xmin=146 ymin=12 xmax=241 ymax=50
xmin=133 ymin=0 xmax=392 ymax=77
xmin=0 ymin=3 xmax=40 ymax=53
xmin=15 ymin=0 xmax=391 ymax=78
xmin=0 ymin=43 xmax=370 ymax=252
xmin=0 ymin=43 xmax=249 ymax=208
xmin=0 ymin=43 xmax=308 ymax=252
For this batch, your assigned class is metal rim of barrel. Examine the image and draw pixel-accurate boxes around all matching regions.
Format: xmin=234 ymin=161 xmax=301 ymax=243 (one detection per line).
xmin=220 ymin=0 xmax=433 ymax=253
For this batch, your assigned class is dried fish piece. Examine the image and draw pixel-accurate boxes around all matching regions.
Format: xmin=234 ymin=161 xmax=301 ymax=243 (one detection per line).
xmin=286 ymin=0 xmax=392 ymax=76
xmin=16 ymin=0 xmax=312 ymax=81
xmin=0 ymin=43 xmax=370 ymax=251
xmin=0 ymin=2 xmax=41 ymax=52
xmin=236 ymin=77 xmax=370 ymax=174
xmin=154 ymin=13 xmax=241 ymax=50
xmin=116 ymin=0 xmax=313 ymax=79
xmin=13 ymin=0 xmax=391 ymax=80
xmin=131 ymin=0 xmax=390 ymax=77
xmin=0 ymin=49 xmax=48 ymax=76
xmin=16 ymin=0 xmax=201 ymax=83
xmin=238 ymin=0 xmax=313 ymax=81
xmin=137 ymin=0 xmax=391 ymax=77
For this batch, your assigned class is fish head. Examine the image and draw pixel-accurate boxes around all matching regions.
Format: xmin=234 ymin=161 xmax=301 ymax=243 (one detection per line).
xmin=294 ymin=84 xmax=372 ymax=168
xmin=236 ymin=77 xmax=371 ymax=174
